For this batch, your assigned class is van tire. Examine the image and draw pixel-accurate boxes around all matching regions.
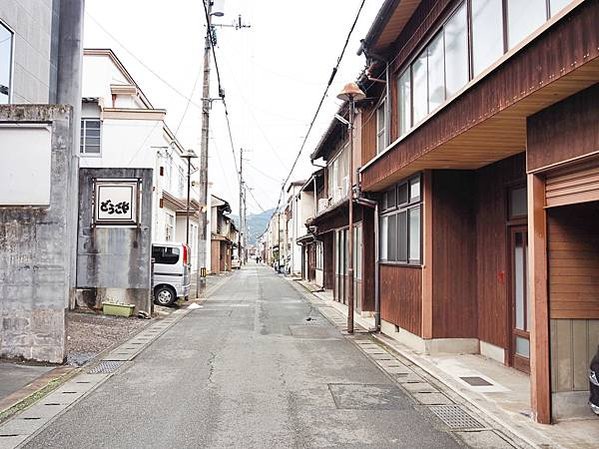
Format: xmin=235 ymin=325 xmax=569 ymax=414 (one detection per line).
xmin=154 ymin=286 xmax=176 ymax=306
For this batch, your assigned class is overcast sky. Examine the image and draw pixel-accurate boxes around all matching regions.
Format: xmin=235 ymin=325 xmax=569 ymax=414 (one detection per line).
xmin=84 ymin=0 xmax=382 ymax=216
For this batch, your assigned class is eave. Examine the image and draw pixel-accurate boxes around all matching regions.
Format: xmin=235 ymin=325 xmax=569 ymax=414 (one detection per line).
xmin=362 ymin=0 xmax=423 ymax=55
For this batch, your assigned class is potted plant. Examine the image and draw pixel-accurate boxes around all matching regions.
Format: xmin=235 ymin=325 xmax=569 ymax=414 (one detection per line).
xmin=102 ymin=299 xmax=136 ymax=317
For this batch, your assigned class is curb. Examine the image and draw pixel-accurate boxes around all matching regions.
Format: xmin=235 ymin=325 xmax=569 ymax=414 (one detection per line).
xmin=370 ymin=333 xmax=554 ymax=449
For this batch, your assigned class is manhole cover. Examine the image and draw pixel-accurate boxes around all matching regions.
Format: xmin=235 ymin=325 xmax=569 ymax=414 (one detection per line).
xmin=460 ymin=376 xmax=493 ymax=387
xmin=87 ymin=360 xmax=124 ymax=374
xmin=429 ymin=405 xmax=484 ymax=429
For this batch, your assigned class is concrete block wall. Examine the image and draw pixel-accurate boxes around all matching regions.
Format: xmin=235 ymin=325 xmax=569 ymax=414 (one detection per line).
xmin=0 ymin=104 xmax=72 ymax=363
xmin=76 ymin=168 xmax=153 ymax=314
xmin=0 ymin=0 xmax=55 ymax=104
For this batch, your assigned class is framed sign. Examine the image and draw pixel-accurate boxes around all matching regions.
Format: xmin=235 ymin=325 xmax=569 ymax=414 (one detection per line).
xmin=93 ymin=179 xmax=141 ymax=226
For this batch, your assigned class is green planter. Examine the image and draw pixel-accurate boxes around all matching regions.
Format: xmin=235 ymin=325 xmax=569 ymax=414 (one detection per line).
xmin=102 ymin=302 xmax=136 ymax=317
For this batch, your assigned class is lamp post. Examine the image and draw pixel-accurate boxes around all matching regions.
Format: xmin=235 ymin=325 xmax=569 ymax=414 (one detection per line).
xmin=337 ymin=82 xmax=366 ymax=334
xmin=181 ymin=150 xmax=198 ymax=246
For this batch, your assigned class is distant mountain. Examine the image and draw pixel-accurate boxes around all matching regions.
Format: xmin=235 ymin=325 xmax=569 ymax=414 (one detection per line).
xmin=231 ymin=208 xmax=275 ymax=245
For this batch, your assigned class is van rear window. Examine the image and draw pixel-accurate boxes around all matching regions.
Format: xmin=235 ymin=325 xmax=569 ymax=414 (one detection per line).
xmin=152 ymin=246 xmax=180 ymax=265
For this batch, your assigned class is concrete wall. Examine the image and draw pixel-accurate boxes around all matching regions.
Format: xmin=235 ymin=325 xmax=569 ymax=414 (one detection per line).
xmin=0 ymin=0 xmax=54 ymax=103
xmin=76 ymin=168 xmax=153 ymax=314
xmin=0 ymin=104 xmax=72 ymax=363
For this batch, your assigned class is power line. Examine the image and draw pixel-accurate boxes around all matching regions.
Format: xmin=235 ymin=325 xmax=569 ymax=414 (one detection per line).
xmin=87 ymin=14 xmax=204 ymax=111
xmin=259 ymin=0 xmax=368 ymax=239
xmin=89 ymin=11 xmax=240 ymax=183
xmin=246 ymin=186 xmax=266 ymax=213
xmin=246 ymin=162 xmax=284 ymax=184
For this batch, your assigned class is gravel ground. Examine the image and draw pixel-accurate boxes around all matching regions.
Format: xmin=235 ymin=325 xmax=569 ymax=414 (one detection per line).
xmin=65 ymin=312 xmax=149 ymax=366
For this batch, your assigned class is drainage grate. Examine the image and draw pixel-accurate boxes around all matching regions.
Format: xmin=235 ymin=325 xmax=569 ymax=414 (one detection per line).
xmin=87 ymin=360 xmax=124 ymax=374
xmin=460 ymin=376 xmax=493 ymax=387
xmin=429 ymin=405 xmax=484 ymax=429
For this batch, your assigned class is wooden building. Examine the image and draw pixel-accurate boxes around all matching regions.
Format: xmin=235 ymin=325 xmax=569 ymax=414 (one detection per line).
xmin=210 ymin=195 xmax=238 ymax=274
xmin=350 ymin=0 xmax=598 ymax=423
xmin=308 ymin=107 xmax=377 ymax=315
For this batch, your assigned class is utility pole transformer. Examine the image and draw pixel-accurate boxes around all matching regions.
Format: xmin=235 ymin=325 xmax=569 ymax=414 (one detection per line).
xmin=196 ymin=0 xmax=213 ymax=298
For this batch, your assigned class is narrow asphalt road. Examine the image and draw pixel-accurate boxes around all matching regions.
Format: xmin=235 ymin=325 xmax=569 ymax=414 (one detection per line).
xmin=24 ymin=265 xmax=466 ymax=449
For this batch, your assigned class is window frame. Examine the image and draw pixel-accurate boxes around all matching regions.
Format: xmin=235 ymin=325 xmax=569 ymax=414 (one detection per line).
xmin=394 ymin=0 xmax=559 ymax=140
xmin=80 ymin=118 xmax=102 ymax=156
xmin=327 ymin=144 xmax=350 ymax=204
xmin=165 ymin=212 xmax=175 ymax=242
xmin=0 ymin=19 xmax=15 ymax=104
xmin=379 ymin=174 xmax=423 ymax=266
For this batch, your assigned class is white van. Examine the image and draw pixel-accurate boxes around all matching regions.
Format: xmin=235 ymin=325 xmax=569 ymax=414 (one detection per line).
xmin=152 ymin=242 xmax=191 ymax=306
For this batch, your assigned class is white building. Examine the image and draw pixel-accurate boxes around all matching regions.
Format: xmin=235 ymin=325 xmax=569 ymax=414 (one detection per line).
xmin=284 ymin=181 xmax=307 ymax=276
xmin=79 ymin=49 xmax=205 ymax=270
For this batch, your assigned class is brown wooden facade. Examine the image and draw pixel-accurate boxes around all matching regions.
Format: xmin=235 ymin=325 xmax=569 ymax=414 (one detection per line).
xmin=349 ymin=0 xmax=598 ymax=424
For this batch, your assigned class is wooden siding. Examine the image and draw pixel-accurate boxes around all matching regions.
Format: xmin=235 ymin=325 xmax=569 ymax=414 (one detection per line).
xmin=528 ymin=83 xmax=599 ymax=172
xmin=362 ymin=0 xmax=599 ymax=192
xmin=380 ymin=264 xmax=422 ymax=336
xmin=547 ymin=202 xmax=599 ymax=319
xmin=323 ymin=233 xmax=335 ymax=290
xmin=361 ymin=103 xmax=378 ymax=166
xmin=431 ymin=171 xmax=477 ymax=339
xmin=546 ymin=157 xmax=599 ymax=207
xmin=476 ymin=154 xmax=526 ymax=348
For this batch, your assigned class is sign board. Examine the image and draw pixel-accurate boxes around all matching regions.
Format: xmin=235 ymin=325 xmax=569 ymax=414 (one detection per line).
xmin=94 ymin=179 xmax=140 ymax=226
xmin=0 ymin=125 xmax=52 ymax=206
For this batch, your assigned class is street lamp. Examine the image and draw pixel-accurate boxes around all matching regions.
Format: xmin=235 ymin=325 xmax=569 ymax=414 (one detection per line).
xmin=337 ymin=82 xmax=365 ymax=334
xmin=181 ymin=149 xmax=198 ymax=246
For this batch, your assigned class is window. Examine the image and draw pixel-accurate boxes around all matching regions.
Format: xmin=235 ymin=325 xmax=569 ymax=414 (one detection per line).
xmin=80 ymin=119 xmax=101 ymax=155
xmin=412 ymin=51 xmax=428 ymax=124
xmin=376 ymin=100 xmax=387 ymax=153
xmin=471 ymin=0 xmax=504 ymax=76
xmin=509 ymin=186 xmax=527 ymax=219
xmin=394 ymin=0 xmax=558 ymax=144
xmin=427 ymin=33 xmax=445 ymax=112
xmin=379 ymin=175 xmax=422 ymax=264
xmin=550 ymin=0 xmax=572 ymax=16
xmin=507 ymin=0 xmax=547 ymax=49
xmin=316 ymin=242 xmax=323 ymax=270
xmin=327 ymin=146 xmax=349 ymax=204
xmin=152 ymin=246 xmax=180 ymax=265
xmin=444 ymin=3 xmax=469 ymax=96
xmin=397 ymin=69 xmax=411 ymax=136
xmin=165 ymin=213 xmax=175 ymax=241
xmin=0 ymin=21 xmax=13 ymax=104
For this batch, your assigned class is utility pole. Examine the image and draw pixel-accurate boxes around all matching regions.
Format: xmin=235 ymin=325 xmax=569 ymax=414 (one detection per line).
xmin=238 ymin=147 xmax=244 ymax=265
xmin=196 ymin=1 xmax=250 ymax=297
xmin=196 ymin=0 xmax=212 ymax=298
xmin=243 ymin=185 xmax=247 ymax=263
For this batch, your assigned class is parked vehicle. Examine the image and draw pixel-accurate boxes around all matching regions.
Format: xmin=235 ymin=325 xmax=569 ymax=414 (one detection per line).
xmin=231 ymin=255 xmax=241 ymax=270
xmin=152 ymin=242 xmax=191 ymax=306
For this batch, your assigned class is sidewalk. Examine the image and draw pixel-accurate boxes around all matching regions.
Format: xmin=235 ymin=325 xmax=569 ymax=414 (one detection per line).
xmin=295 ymin=278 xmax=376 ymax=331
xmin=292 ymin=277 xmax=599 ymax=449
